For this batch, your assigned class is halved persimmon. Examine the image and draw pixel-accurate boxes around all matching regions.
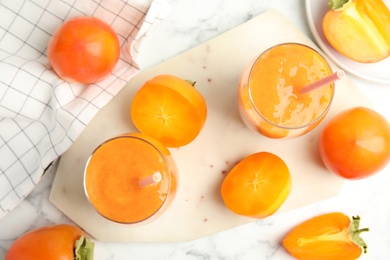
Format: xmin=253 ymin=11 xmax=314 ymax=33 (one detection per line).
xmin=221 ymin=152 xmax=291 ymax=218
xmin=130 ymin=74 xmax=207 ymax=148
xmin=283 ymin=212 xmax=369 ymax=260
xmin=322 ymin=0 xmax=390 ymax=63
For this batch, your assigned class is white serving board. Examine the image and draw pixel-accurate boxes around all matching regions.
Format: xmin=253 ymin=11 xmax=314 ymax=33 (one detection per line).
xmin=50 ymin=9 xmax=371 ymax=242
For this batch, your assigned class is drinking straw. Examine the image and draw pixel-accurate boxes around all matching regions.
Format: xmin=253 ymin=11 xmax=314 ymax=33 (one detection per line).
xmin=300 ymin=70 xmax=345 ymax=94
xmin=139 ymin=172 xmax=162 ymax=187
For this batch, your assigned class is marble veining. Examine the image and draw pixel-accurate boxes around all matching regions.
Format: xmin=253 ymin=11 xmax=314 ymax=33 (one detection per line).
xmin=1 ymin=0 xmax=390 ymax=259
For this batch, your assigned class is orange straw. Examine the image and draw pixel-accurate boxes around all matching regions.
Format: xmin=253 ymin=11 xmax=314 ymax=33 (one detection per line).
xmin=138 ymin=172 xmax=162 ymax=187
xmin=300 ymin=70 xmax=345 ymax=94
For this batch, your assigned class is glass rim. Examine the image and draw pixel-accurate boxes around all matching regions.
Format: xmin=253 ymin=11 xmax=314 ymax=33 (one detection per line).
xmin=247 ymin=42 xmax=335 ymax=130
xmin=83 ymin=134 xmax=173 ymax=225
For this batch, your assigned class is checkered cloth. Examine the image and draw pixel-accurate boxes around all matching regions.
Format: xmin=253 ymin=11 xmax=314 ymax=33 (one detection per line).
xmin=0 ymin=0 xmax=168 ymax=219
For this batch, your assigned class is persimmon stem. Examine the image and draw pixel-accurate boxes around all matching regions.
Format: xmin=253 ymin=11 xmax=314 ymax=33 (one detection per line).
xmin=328 ymin=0 xmax=352 ymax=11
xmin=350 ymin=215 xmax=369 ymax=253
xmin=74 ymin=236 xmax=94 ymax=260
xmin=186 ymin=80 xmax=196 ymax=87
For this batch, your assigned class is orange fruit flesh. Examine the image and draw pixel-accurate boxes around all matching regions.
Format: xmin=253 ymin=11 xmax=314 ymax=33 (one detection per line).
xmin=360 ymin=0 xmax=390 ymax=46
xmin=239 ymin=44 xmax=333 ymax=138
xmin=221 ymin=152 xmax=291 ymax=218
xmin=146 ymin=75 xmax=207 ymax=120
xmin=131 ymin=75 xmax=207 ymax=148
xmin=85 ymin=135 xmax=176 ymax=223
xmin=285 ymin=230 xmax=362 ymax=260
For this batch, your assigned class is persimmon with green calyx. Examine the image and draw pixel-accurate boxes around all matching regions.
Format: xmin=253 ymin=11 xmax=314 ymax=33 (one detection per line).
xmin=5 ymin=224 xmax=94 ymax=260
xmin=221 ymin=152 xmax=291 ymax=218
xmin=319 ymin=107 xmax=390 ymax=179
xmin=131 ymin=74 xmax=207 ymax=148
xmin=322 ymin=0 xmax=390 ymax=63
xmin=48 ymin=16 xmax=120 ymax=84
xmin=283 ymin=212 xmax=369 ymax=260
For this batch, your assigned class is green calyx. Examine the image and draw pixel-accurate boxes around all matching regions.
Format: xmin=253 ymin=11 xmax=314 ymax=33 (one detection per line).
xmin=328 ymin=0 xmax=353 ymax=11
xmin=185 ymin=80 xmax=197 ymax=87
xmin=74 ymin=236 xmax=95 ymax=260
xmin=349 ymin=216 xmax=369 ymax=253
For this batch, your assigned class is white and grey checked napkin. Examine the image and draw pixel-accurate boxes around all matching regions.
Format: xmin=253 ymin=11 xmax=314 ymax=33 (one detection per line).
xmin=0 ymin=0 xmax=169 ymax=219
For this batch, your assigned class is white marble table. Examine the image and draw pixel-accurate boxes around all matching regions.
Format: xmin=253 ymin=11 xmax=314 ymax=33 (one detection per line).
xmin=1 ymin=0 xmax=390 ymax=259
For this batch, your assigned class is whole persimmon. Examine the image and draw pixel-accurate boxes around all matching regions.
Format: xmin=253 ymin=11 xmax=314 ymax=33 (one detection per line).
xmin=221 ymin=152 xmax=291 ymax=218
xmin=319 ymin=107 xmax=390 ymax=179
xmin=48 ymin=16 xmax=120 ymax=84
xmin=131 ymin=74 xmax=207 ymax=148
xmin=5 ymin=224 xmax=94 ymax=260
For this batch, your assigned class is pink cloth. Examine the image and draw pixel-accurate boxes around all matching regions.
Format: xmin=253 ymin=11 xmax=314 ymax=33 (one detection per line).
xmin=0 ymin=0 xmax=168 ymax=218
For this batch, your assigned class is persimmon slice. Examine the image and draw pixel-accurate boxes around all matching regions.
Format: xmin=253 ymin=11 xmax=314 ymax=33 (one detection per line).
xmin=283 ymin=212 xmax=369 ymax=260
xmin=131 ymin=75 xmax=207 ymax=148
xmin=322 ymin=0 xmax=390 ymax=63
xmin=221 ymin=152 xmax=291 ymax=218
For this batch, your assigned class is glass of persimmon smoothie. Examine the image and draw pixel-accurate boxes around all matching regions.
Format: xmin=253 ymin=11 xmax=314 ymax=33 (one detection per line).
xmin=238 ymin=43 xmax=335 ymax=138
xmin=84 ymin=133 xmax=177 ymax=225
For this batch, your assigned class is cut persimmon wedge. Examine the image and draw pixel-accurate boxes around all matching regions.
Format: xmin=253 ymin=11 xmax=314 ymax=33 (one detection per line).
xmin=221 ymin=152 xmax=292 ymax=218
xmin=322 ymin=0 xmax=390 ymax=63
xmin=131 ymin=75 xmax=207 ymax=148
xmin=283 ymin=212 xmax=369 ymax=260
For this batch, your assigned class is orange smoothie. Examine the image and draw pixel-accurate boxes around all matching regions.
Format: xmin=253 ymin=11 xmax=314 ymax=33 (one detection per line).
xmin=238 ymin=43 xmax=334 ymax=138
xmin=84 ymin=133 xmax=177 ymax=224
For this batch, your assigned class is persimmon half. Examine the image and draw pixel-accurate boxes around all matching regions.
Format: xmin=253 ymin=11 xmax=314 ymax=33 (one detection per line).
xmin=322 ymin=0 xmax=390 ymax=63
xmin=319 ymin=107 xmax=390 ymax=179
xmin=130 ymin=74 xmax=207 ymax=148
xmin=221 ymin=152 xmax=291 ymax=218
xmin=283 ymin=212 xmax=369 ymax=260
xmin=48 ymin=16 xmax=120 ymax=84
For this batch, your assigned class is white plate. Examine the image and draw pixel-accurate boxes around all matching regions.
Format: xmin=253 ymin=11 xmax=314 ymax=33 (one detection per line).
xmin=305 ymin=0 xmax=390 ymax=84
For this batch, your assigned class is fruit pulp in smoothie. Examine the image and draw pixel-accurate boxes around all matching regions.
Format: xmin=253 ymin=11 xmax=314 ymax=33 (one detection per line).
xmin=84 ymin=133 xmax=177 ymax=224
xmin=238 ymin=43 xmax=334 ymax=138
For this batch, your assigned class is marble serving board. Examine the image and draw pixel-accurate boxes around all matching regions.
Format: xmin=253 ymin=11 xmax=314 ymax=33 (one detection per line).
xmin=49 ymin=9 xmax=371 ymax=242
